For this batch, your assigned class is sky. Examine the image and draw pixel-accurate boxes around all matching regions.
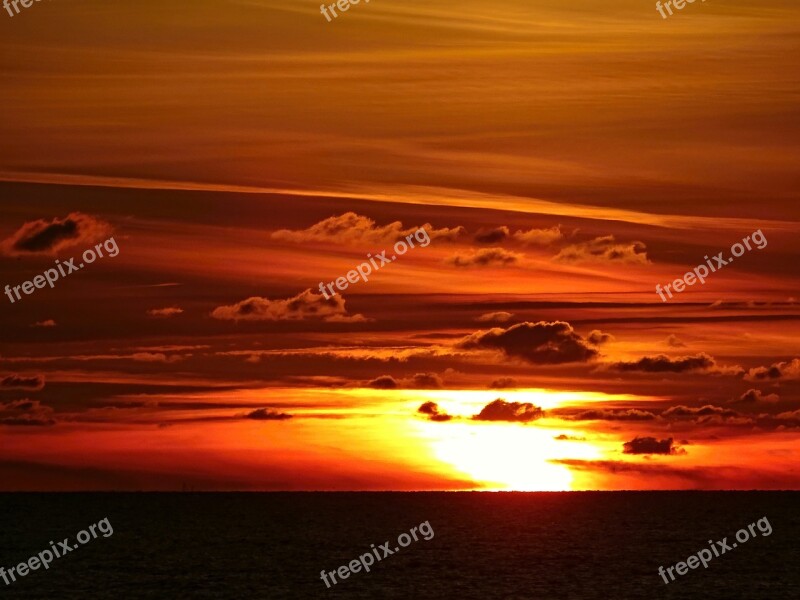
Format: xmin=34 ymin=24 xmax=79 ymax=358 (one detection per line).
xmin=0 ymin=0 xmax=799 ymax=491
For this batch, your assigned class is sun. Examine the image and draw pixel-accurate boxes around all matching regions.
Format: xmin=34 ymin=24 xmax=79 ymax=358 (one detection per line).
xmin=420 ymin=421 xmax=576 ymax=491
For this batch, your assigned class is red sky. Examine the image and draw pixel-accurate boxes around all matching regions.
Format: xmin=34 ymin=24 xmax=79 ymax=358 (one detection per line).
xmin=1 ymin=0 xmax=799 ymax=491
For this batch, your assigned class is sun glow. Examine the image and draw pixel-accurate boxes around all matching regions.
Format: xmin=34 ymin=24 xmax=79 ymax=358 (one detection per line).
xmin=417 ymin=419 xmax=602 ymax=491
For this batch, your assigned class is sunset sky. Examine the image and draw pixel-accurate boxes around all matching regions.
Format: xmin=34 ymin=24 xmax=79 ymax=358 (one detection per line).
xmin=1 ymin=0 xmax=799 ymax=491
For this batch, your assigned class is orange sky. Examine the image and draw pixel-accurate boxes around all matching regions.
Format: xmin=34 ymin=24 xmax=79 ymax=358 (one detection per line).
xmin=1 ymin=0 xmax=799 ymax=491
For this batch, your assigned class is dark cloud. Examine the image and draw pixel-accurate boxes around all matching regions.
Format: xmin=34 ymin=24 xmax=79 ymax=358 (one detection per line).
xmin=554 ymin=235 xmax=649 ymax=264
xmin=458 ymin=321 xmax=599 ymax=364
xmin=489 ymin=377 xmax=518 ymax=389
xmin=211 ymin=289 xmax=366 ymax=322
xmin=665 ymin=334 xmax=687 ymax=348
xmin=587 ymin=330 xmax=614 ymax=345
xmin=623 ymin=436 xmax=682 ymax=455
xmin=774 ymin=410 xmax=800 ymax=427
xmin=473 ymin=399 xmax=544 ymax=423
xmin=661 ymin=405 xmax=740 ymax=419
xmin=417 ymin=401 xmax=453 ymax=422
xmin=0 ymin=374 xmax=45 ymax=390
xmin=0 ymin=399 xmax=55 ymax=427
xmin=445 ymin=248 xmax=522 ymax=268
xmin=408 ymin=373 xmax=444 ymax=389
xmin=367 ymin=375 xmax=399 ymax=389
xmin=733 ymin=389 xmax=780 ymax=404
xmin=609 ymin=353 xmax=739 ymax=375
xmin=554 ymin=434 xmax=586 ymax=441
xmin=367 ymin=373 xmax=443 ymax=389
xmin=474 ymin=226 xmax=510 ymax=244
xmin=745 ymin=358 xmax=800 ymax=382
xmin=245 ymin=408 xmax=293 ymax=421
xmin=563 ymin=408 xmax=657 ymax=421
xmin=0 ymin=212 xmax=112 ymax=256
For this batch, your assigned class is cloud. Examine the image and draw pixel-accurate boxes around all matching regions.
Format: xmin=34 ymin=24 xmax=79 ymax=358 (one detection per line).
xmin=563 ymin=409 xmax=657 ymax=421
xmin=131 ymin=353 xmax=184 ymax=363
xmin=408 ymin=372 xmax=444 ymax=389
xmin=745 ymin=358 xmax=800 ymax=382
xmin=623 ymin=436 xmax=682 ymax=455
xmin=512 ymin=226 xmax=563 ymax=246
xmin=554 ymin=434 xmax=586 ymax=441
xmin=661 ymin=405 xmax=740 ymax=419
xmin=271 ymin=212 xmax=463 ymax=245
xmin=0 ymin=212 xmax=112 ymax=256
xmin=774 ymin=410 xmax=800 ymax=427
xmin=489 ymin=377 xmax=518 ymax=389
xmin=0 ymin=399 xmax=55 ymax=427
xmin=665 ymin=334 xmax=687 ymax=348
xmin=367 ymin=372 xmax=444 ymax=389
xmin=475 ymin=311 xmax=514 ymax=323
xmin=733 ymin=389 xmax=780 ymax=404
xmin=609 ymin=353 xmax=739 ymax=375
xmin=31 ymin=319 xmax=56 ymax=328
xmin=245 ymin=408 xmax=293 ymax=421
xmin=458 ymin=321 xmax=599 ymax=364
xmin=474 ymin=226 xmax=510 ymax=244
xmin=323 ymin=313 xmax=372 ymax=323
xmin=473 ymin=399 xmax=545 ymax=422
xmin=211 ymin=289 xmax=365 ymax=322
xmin=554 ymin=235 xmax=649 ymax=265
xmin=587 ymin=330 xmax=614 ymax=345
xmin=0 ymin=374 xmax=45 ymax=390
xmin=146 ymin=307 xmax=184 ymax=318
xmin=417 ymin=401 xmax=453 ymax=422
xmin=445 ymin=248 xmax=523 ymax=268
xmin=367 ymin=375 xmax=398 ymax=389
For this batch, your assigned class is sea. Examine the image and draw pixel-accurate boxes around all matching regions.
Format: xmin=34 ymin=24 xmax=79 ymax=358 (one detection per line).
xmin=0 ymin=492 xmax=797 ymax=599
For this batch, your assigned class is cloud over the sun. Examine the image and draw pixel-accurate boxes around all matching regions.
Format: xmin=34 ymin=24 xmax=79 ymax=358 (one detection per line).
xmin=472 ymin=399 xmax=545 ymax=422
xmin=623 ymin=436 xmax=683 ymax=455
xmin=418 ymin=401 xmax=453 ymax=422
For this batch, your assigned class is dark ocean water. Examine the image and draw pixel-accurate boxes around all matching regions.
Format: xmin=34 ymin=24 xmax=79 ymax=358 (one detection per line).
xmin=0 ymin=492 xmax=797 ymax=599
